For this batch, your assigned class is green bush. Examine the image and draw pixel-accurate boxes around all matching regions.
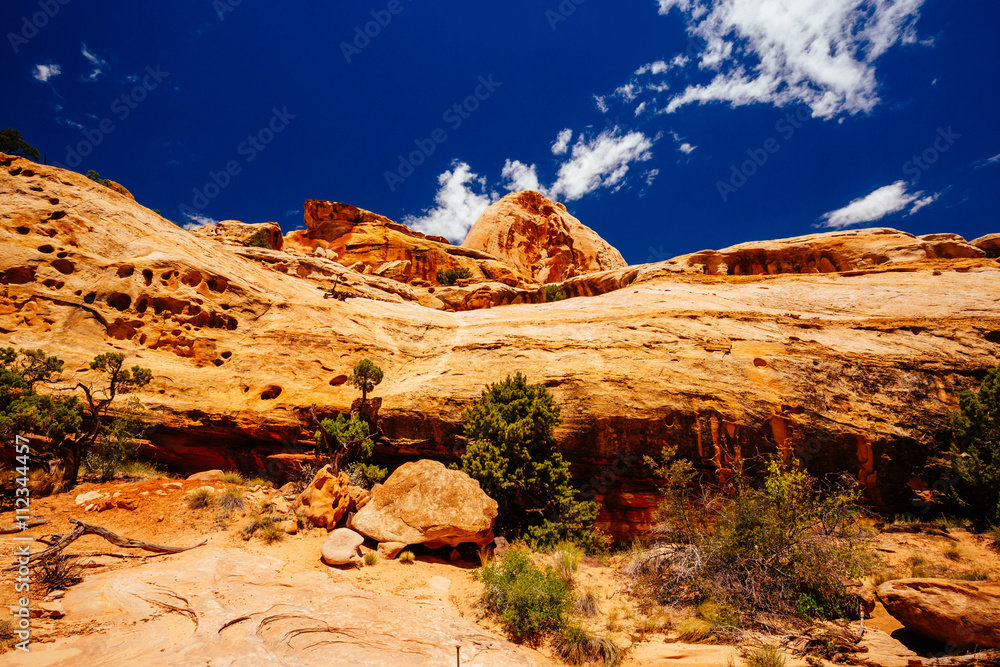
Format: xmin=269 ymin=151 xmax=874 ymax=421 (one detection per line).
xmin=344 ymin=461 xmax=387 ymax=489
xmin=436 ymin=267 xmax=473 ymax=285
xmin=949 ymin=366 xmax=1000 ymax=530
xmin=638 ymin=450 xmax=873 ymax=623
xmin=84 ymin=396 xmax=147 ymax=482
xmin=399 ymin=550 xmax=415 ymax=564
xmin=349 ymin=358 xmax=384 ymax=403
xmin=220 ymin=470 xmax=245 ymax=485
xmin=475 ymin=546 xmax=573 ymax=644
xmin=247 ymin=228 xmax=273 ymax=249
xmin=0 ymin=128 xmax=40 ymax=161
xmin=460 ymin=373 xmax=603 ymax=550
xmin=363 ymin=552 xmax=378 ymax=566
xmin=544 ymin=284 xmax=568 ymax=302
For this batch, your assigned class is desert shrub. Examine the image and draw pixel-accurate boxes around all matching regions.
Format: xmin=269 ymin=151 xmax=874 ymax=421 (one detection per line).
xmin=363 ymin=552 xmax=378 ymax=566
xmin=247 ymin=228 xmax=273 ymax=249
xmin=949 ymin=366 xmax=1000 ymax=530
xmin=85 ymin=170 xmax=114 ymax=188
xmin=475 ymin=546 xmax=573 ymax=644
xmin=575 ymin=588 xmax=599 ymax=617
xmin=220 ymin=470 xmax=245 ymax=485
xmin=436 ymin=267 xmax=473 ymax=285
xmin=187 ymin=488 xmax=215 ymax=509
xmin=676 ymin=616 xmax=713 ymax=643
xmin=344 ymin=461 xmax=387 ymax=489
xmin=217 ymin=486 xmax=246 ymax=512
xmin=551 ymin=624 xmax=624 ymax=666
xmin=315 ymin=414 xmax=374 ymax=471
xmin=245 ymin=476 xmax=272 ymax=488
xmin=32 ymin=554 xmax=84 ymax=594
xmin=637 ymin=448 xmax=873 ymax=624
xmin=552 ymin=542 xmax=582 ymax=584
xmin=399 ymin=550 xmax=415 ymax=564
xmin=744 ymin=645 xmax=787 ymax=667
xmin=544 ymin=284 xmax=568 ymax=303
xmin=117 ymin=459 xmax=170 ymax=480
xmin=257 ymin=516 xmax=285 ymax=543
xmin=293 ymin=463 xmax=318 ymax=491
xmin=0 ymin=128 xmax=40 ymax=160
xmin=84 ymin=396 xmax=148 ymax=482
xmin=460 ymin=373 xmax=603 ymax=551
xmin=240 ymin=519 xmax=260 ymax=540
xmin=348 ymin=358 xmax=383 ymax=403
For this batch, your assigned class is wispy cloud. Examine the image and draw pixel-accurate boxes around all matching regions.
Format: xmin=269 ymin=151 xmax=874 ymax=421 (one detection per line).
xmin=285 ymin=209 xmax=301 ymax=217
xmin=81 ymin=43 xmax=107 ymax=81
xmin=403 ymin=162 xmax=497 ymax=243
xmin=32 ymin=63 xmax=62 ymax=82
xmin=818 ymin=180 xmax=938 ymax=229
xmin=182 ymin=211 xmax=220 ymax=229
xmin=974 ymin=153 xmax=1000 ymax=169
xmin=628 ymin=0 xmax=928 ymax=119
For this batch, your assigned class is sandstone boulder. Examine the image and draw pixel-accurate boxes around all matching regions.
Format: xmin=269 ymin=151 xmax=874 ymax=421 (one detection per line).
xmin=377 ymin=541 xmax=406 ymax=560
xmin=321 ymin=528 xmax=365 ymax=566
xmin=462 ymin=190 xmax=627 ymax=283
xmin=971 ymin=233 xmax=1000 ymax=257
xmin=192 ymin=220 xmax=283 ymax=251
xmin=294 ymin=465 xmax=351 ymax=529
xmin=876 ymin=578 xmax=1000 ymax=649
xmin=187 ymin=470 xmax=226 ymax=482
xmin=351 ymin=460 xmax=498 ymax=548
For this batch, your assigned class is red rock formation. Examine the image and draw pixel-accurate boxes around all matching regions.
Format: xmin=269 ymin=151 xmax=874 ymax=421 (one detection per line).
xmin=462 ymin=190 xmax=627 ymax=283
xmin=192 ymin=220 xmax=284 ymax=251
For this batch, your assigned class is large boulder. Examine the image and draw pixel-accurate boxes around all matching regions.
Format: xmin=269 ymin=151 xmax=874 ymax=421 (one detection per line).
xmin=876 ymin=578 xmax=1000 ymax=650
xmin=293 ymin=465 xmax=351 ymax=529
xmin=462 ymin=190 xmax=627 ymax=283
xmin=192 ymin=219 xmax=283 ymax=251
xmin=321 ymin=528 xmax=365 ymax=566
xmin=971 ymin=233 xmax=1000 ymax=258
xmin=351 ymin=460 xmax=498 ymax=548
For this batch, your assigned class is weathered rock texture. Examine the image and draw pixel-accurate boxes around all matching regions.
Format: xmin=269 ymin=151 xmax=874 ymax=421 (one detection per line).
xmin=352 ymin=459 xmax=498 ymax=548
xmin=192 ymin=219 xmax=284 ymax=251
xmin=2 ymin=154 xmax=1000 ymax=539
xmin=2 ymin=547 xmax=548 ymax=666
xmin=294 ymin=465 xmax=351 ymax=529
xmin=284 ymin=200 xmax=534 ymax=287
xmin=321 ymin=527 xmax=365 ymax=565
xmin=462 ymin=190 xmax=628 ymax=283
xmin=877 ymin=578 xmax=1000 ymax=650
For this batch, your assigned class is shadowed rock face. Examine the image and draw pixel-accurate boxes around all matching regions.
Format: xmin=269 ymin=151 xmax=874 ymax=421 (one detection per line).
xmin=10 ymin=548 xmax=548 ymax=666
xmin=2 ymin=153 xmax=1000 ymax=539
xmin=462 ymin=190 xmax=628 ymax=283
xmin=877 ymin=579 xmax=1000 ymax=650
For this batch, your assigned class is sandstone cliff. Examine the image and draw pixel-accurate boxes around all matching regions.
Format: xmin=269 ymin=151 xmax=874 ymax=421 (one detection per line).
xmin=2 ymin=153 xmax=999 ymax=539
xmin=462 ymin=190 xmax=627 ymax=283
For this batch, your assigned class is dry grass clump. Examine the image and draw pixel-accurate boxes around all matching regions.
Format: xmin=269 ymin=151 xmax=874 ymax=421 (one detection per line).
xmin=575 ymin=588 xmax=599 ymax=617
xmin=32 ymin=554 xmax=84 ymax=594
xmin=399 ymin=550 xmax=415 ymax=564
xmin=742 ymin=645 xmax=787 ymax=667
xmin=220 ymin=470 xmax=245 ymax=485
xmin=257 ymin=516 xmax=285 ymax=543
xmin=217 ymin=486 xmax=246 ymax=512
xmin=551 ymin=624 xmax=624 ymax=666
xmin=363 ymin=552 xmax=378 ymax=567
xmin=187 ymin=487 xmax=215 ymax=509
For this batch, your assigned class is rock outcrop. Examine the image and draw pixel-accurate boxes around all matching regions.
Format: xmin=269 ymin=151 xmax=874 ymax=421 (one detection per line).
xmin=351 ymin=460 xmax=498 ymax=548
xmin=11 ymin=547 xmax=549 ymax=666
xmin=294 ymin=466 xmax=351 ymax=529
xmin=462 ymin=190 xmax=627 ymax=283
xmin=283 ymin=200 xmax=534 ymax=287
xmin=321 ymin=527 xmax=365 ymax=565
xmin=2 ymin=154 xmax=1000 ymax=539
xmin=876 ymin=578 xmax=1000 ymax=650
xmin=191 ymin=219 xmax=284 ymax=251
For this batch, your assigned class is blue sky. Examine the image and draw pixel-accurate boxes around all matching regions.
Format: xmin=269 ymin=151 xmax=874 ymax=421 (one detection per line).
xmin=4 ymin=0 xmax=998 ymax=263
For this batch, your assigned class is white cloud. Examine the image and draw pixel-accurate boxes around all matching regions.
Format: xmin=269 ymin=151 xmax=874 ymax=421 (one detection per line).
xmin=549 ymin=128 xmax=654 ymax=201
xmin=551 ymin=128 xmax=573 ymax=156
xmin=501 ymin=160 xmax=543 ymax=193
xmin=678 ymin=142 xmax=696 ymax=154
xmin=637 ymin=60 xmax=670 ymax=76
xmin=81 ymin=43 xmax=107 ymax=80
xmin=645 ymin=169 xmax=661 ymax=185
xmin=183 ymin=211 xmax=220 ymax=229
xmin=654 ymin=0 xmax=926 ymax=118
xmin=32 ymin=64 xmax=61 ymax=82
xmin=974 ymin=153 xmax=1000 ymax=169
xmin=403 ymin=162 xmax=497 ymax=243
xmin=634 ymin=101 xmax=648 ymax=116
xmin=594 ymin=95 xmax=609 ymax=113
xmin=818 ymin=180 xmax=937 ymax=229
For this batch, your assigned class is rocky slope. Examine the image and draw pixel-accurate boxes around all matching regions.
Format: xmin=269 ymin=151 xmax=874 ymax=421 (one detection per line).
xmin=2 ymin=154 xmax=1000 ymax=539
xmin=462 ymin=190 xmax=628 ymax=283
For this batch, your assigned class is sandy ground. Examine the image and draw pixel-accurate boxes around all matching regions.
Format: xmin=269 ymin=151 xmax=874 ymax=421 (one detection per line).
xmin=1 ymin=476 xmax=998 ymax=666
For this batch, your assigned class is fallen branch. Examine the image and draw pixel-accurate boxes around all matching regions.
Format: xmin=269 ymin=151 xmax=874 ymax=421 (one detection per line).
xmin=18 ymin=518 xmax=206 ymax=566
xmin=0 ymin=518 xmax=47 ymax=534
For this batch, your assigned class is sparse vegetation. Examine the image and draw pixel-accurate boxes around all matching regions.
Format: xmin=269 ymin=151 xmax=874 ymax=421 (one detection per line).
xmin=0 ymin=618 xmax=16 ymax=651
xmin=220 ymin=470 xmax=245 ymax=485
xmin=949 ymin=365 xmax=1000 ymax=530
xmin=436 ymin=266 xmax=473 ymax=285
xmin=635 ymin=447 xmax=874 ymax=625
xmin=743 ymin=645 xmax=787 ymax=667
xmin=551 ymin=624 xmax=624 ymax=666
xmin=83 ymin=397 xmax=148 ymax=482
xmin=544 ymin=284 xmax=568 ymax=302
xmin=399 ymin=550 xmax=415 ymax=564
xmin=459 ymin=373 xmax=603 ymax=551
xmin=32 ymin=554 xmax=84 ymax=594
xmin=344 ymin=461 xmax=387 ymax=489
xmin=247 ymin=228 xmax=274 ymax=249
xmin=363 ymin=552 xmax=378 ymax=566
xmin=0 ymin=128 xmax=40 ymax=160
xmin=348 ymin=358 xmax=384 ymax=404
xmin=575 ymin=588 xmax=599 ymax=617
xmin=315 ymin=413 xmax=375 ymax=474
xmin=217 ymin=486 xmax=246 ymax=512
xmin=475 ymin=546 xmax=573 ymax=644
xmin=257 ymin=516 xmax=285 ymax=543
xmin=187 ymin=487 xmax=215 ymax=509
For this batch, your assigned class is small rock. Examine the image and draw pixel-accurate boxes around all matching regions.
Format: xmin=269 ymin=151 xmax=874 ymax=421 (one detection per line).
xmin=321 ymin=528 xmax=365 ymax=566
xmin=78 ymin=556 xmax=115 ymax=569
xmin=84 ymin=504 xmax=96 ymax=512
xmin=155 ymin=490 xmax=166 ymax=496
xmin=187 ymin=470 xmax=225 ymax=481
xmin=140 ymin=491 xmax=149 ymax=496
xmin=279 ymin=520 xmax=297 ymax=535
xmin=32 ymin=601 xmax=65 ymax=619
xmin=165 ymin=482 xmax=183 ymax=489
xmin=156 ymin=515 xmax=165 ymax=522
xmin=75 ymin=490 xmax=106 ymax=506
xmin=112 ymin=492 xmax=121 ymax=498
xmin=493 ymin=536 xmax=510 ymax=557
xmin=278 ymin=482 xmax=297 ymax=494
xmin=377 ymin=541 xmax=406 ymax=560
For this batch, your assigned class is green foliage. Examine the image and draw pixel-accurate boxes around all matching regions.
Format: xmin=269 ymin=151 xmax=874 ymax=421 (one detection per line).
xmin=0 ymin=348 xmax=82 ymax=454
xmin=217 ymin=486 xmax=246 ymax=512
xmin=257 ymin=516 xmax=285 ymax=543
xmin=475 ymin=546 xmax=573 ymax=644
xmin=949 ymin=366 xmax=1000 ymax=530
xmin=0 ymin=128 xmax=40 ymax=161
xmin=348 ymin=358 xmax=384 ymax=403
xmin=551 ymin=624 xmax=624 ymax=666
xmin=460 ymin=373 xmax=602 ymax=550
xmin=544 ymin=284 xmax=568 ymax=302
xmin=247 ymin=228 xmax=273 ymax=249
xmin=84 ymin=396 xmax=147 ymax=482
xmin=744 ymin=645 xmax=787 ymax=667
xmin=344 ymin=461 xmax=387 ymax=489
xmin=315 ymin=413 xmax=374 ymax=472
xmin=399 ymin=550 xmax=415 ymax=564
xmin=436 ymin=266 xmax=473 ymax=285
xmin=220 ymin=470 xmax=245 ymax=485
xmin=641 ymin=452 xmax=873 ymax=623
xmin=86 ymin=170 xmax=113 ymax=187
xmin=363 ymin=552 xmax=378 ymax=566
